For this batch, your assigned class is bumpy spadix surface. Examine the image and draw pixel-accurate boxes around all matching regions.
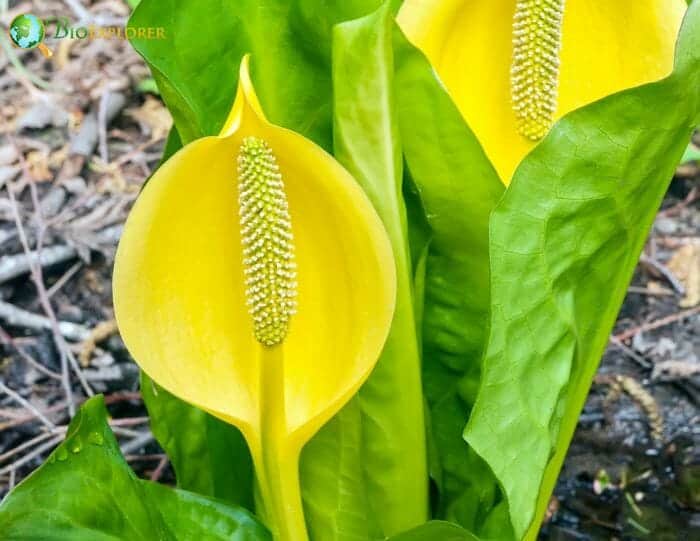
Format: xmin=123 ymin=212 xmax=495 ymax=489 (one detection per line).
xmin=398 ymin=0 xmax=686 ymax=183
xmin=511 ymin=0 xmax=565 ymax=141
xmin=237 ymin=136 xmax=297 ymax=346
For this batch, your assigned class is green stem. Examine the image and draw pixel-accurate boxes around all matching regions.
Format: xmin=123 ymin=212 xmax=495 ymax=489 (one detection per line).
xmin=253 ymin=346 xmax=308 ymax=541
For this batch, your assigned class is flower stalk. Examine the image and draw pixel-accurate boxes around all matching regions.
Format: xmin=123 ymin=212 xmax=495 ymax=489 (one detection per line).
xmin=253 ymin=346 xmax=308 ymax=541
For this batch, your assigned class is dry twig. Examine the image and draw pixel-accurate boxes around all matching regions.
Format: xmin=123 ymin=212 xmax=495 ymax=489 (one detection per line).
xmin=0 ymin=381 xmax=55 ymax=430
xmin=0 ymin=437 xmax=63 ymax=477
xmin=150 ymin=456 xmax=169 ymax=482
xmin=614 ymin=306 xmax=700 ymax=342
xmin=120 ymin=431 xmax=155 ymax=455
xmin=0 ymin=225 xmax=123 ymax=286
xmin=639 ymin=255 xmax=686 ymax=296
xmin=609 ymin=336 xmax=652 ymax=370
xmin=0 ymin=429 xmax=65 ymax=464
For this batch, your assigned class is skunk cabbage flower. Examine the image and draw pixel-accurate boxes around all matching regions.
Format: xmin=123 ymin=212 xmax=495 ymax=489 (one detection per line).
xmin=113 ymin=56 xmax=396 ymax=540
xmin=398 ymin=0 xmax=686 ymax=184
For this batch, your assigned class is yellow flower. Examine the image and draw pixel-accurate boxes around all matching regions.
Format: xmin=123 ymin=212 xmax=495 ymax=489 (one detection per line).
xmin=113 ymin=56 xmax=396 ymax=540
xmin=398 ymin=0 xmax=686 ymax=184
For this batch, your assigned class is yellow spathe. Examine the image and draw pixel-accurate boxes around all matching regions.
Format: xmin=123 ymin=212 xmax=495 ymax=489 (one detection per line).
xmin=398 ymin=0 xmax=686 ymax=184
xmin=113 ymin=56 xmax=396 ymax=541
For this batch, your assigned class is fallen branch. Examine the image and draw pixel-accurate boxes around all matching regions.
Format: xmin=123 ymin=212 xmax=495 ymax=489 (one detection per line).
xmin=0 ymin=401 xmax=68 ymax=432
xmin=150 ymin=456 xmax=170 ymax=482
xmin=0 ymin=392 xmax=140 ymax=432
xmin=0 ymin=300 xmax=89 ymax=341
xmin=0 ymin=225 xmax=123 ymax=284
xmin=658 ymin=186 xmax=698 ymax=218
xmin=0 ymin=245 xmax=75 ymax=284
xmin=608 ymin=336 xmax=652 ymax=369
xmin=45 ymin=262 xmax=83 ymax=300
xmin=626 ymin=285 xmax=674 ymax=297
xmin=70 ymin=94 xmax=127 ymax=157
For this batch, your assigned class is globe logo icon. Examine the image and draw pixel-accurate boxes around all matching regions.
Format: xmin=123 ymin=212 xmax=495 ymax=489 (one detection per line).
xmin=8 ymin=14 xmax=53 ymax=58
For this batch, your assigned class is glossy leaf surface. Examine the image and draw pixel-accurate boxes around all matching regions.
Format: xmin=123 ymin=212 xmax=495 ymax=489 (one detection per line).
xmin=143 ymin=483 xmax=269 ymax=541
xmin=129 ymin=0 xmax=380 ymax=147
xmin=0 ymin=396 xmax=270 ymax=541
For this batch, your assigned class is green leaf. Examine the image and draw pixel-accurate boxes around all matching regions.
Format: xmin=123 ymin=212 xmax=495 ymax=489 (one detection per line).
xmin=392 ymin=25 xmax=508 ymax=534
xmin=128 ymin=0 xmax=381 ymax=146
xmin=299 ymin=402 xmax=383 ymax=541
xmin=0 ymin=396 xmax=171 ymax=541
xmin=464 ymin=4 xmax=700 ymax=539
xmin=0 ymin=396 xmax=269 ymax=541
xmin=160 ymin=127 xmax=182 ymax=165
xmin=142 ymin=483 xmax=270 ymax=541
xmin=141 ymin=373 xmax=254 ymax=509
xmin=301 ymin=3 xmax=429 ymax=538
xmin=388 ymin=521 xmax=481 ymax=541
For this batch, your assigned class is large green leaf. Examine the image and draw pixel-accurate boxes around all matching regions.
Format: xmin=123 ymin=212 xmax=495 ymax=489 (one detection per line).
xmin=129 ymin=0 xmax=380 ymax=146
xmin=299 ymin=402 xmax=383 ymax=541
xmin=0 ymin=396 xmax=170 ymax=541
xmin=388 ymin=521 xmax=480 ymax=541
xmin=392 ymin=25 xmax=507 ymax=533
xmin=143 ymin=483 xmax=269 ymax=541
xmin=141 ymin=373 xmax=254 ymax=509
xmin=464 ymin=4 xmax=700 ymax=540
xmin=302 ymin=3 xmax=428 ymax=537
xmin=0 ymin=396 xmax=269 ymax=541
